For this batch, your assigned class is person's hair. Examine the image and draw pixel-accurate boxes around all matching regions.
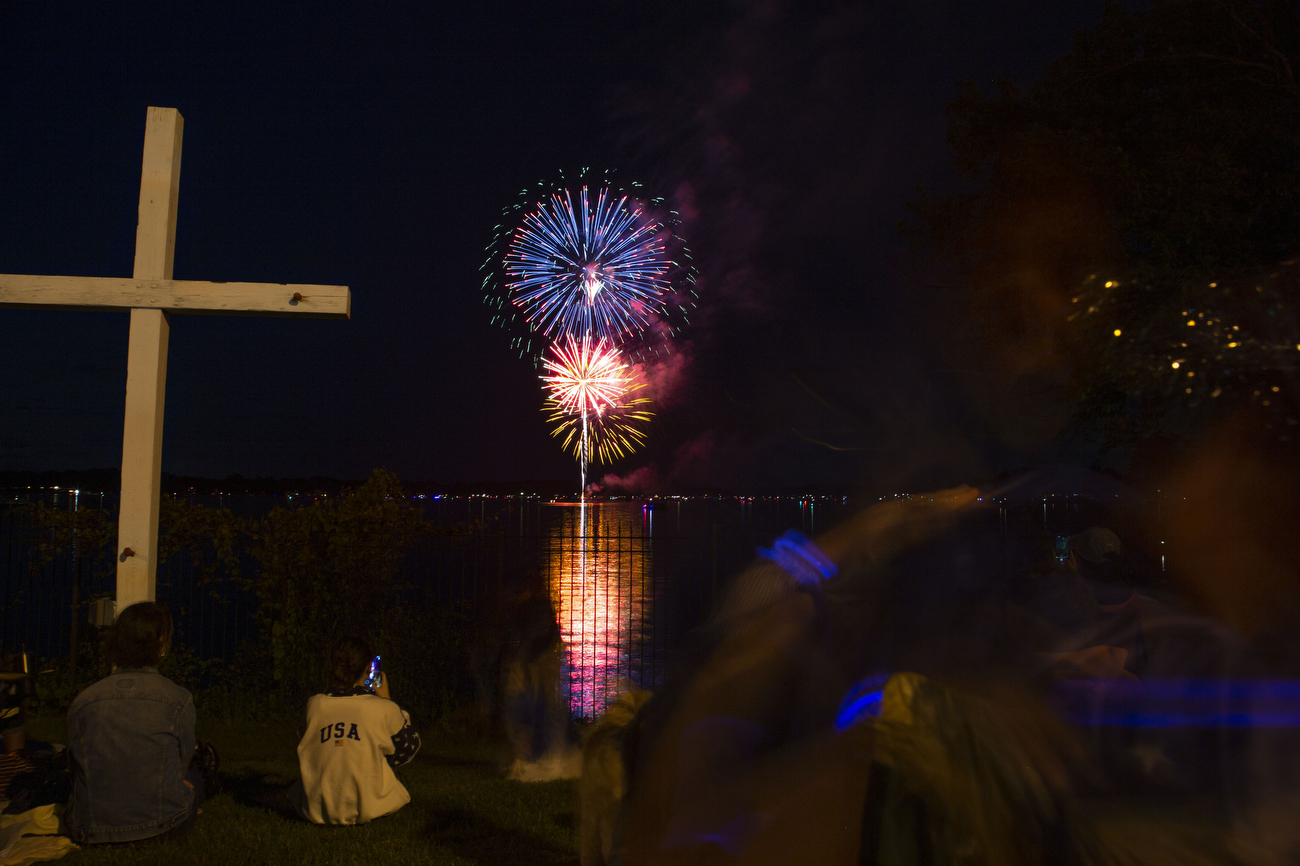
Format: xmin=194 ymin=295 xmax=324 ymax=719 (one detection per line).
xmin=330 ymin=634 xmax=373 ymax=689
xmin=108 ymin=602 xmax=173 ymax=668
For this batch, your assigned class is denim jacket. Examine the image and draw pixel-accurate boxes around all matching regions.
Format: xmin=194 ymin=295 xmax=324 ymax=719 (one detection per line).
xmin=66 ymin=667 xmax=195 ymax=843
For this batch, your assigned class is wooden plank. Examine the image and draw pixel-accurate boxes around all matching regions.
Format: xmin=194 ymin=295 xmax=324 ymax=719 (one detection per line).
xmin=117 ymin=308 xmax=170 ymax=608
xmin=0 ymin=274 xmax=351 ymax=318
xmin=134 ymin=106 xmax=184 ymax=283
xmin=117 ymin=106 xmax=184 ymax=608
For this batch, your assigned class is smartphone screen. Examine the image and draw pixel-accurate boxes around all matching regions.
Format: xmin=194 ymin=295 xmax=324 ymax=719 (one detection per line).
xmin=364 ymin=655 xmax=382 ymax=690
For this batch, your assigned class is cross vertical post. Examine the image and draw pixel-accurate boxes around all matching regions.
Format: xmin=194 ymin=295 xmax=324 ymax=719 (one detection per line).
xmin=117 ymin=107 xmax=183 ymax=608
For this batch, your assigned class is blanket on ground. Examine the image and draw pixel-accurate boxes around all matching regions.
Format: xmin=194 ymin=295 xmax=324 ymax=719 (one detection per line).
xmin=0 ymin=805 xmax=76 ymax=866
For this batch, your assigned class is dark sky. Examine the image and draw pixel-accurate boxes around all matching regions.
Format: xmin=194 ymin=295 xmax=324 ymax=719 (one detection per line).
xmin=0 ymin=1 xmax=1111 ymax=491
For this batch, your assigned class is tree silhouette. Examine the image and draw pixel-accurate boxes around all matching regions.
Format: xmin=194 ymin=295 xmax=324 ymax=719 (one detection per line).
xmin=909 ymin=0 xmax=1300 ymax=450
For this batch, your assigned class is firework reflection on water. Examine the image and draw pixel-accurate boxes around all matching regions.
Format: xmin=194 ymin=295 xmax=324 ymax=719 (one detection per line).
xmin=544 ymin=501 xmax=659 ymax=720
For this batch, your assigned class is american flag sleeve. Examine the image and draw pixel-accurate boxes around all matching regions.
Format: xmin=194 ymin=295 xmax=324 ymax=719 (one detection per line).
xmin=387 ymin=708 xmax=421 ymax=768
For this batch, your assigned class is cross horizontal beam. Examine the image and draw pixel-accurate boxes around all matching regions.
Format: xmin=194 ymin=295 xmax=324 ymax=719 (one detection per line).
xmin=0 ymin=273 xmax=350 ymax=318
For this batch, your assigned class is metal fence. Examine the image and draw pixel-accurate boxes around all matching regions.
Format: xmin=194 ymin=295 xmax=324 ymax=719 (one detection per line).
xmin=1 ymin=493 xmax=118 ymax=667
xmin=1 ymin=487 xmax=1142 ymax=717
xmin=0 ymin=492 xmax=752 ymax=716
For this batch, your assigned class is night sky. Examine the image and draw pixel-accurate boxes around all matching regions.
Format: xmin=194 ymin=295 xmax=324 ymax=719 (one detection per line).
xmin=1 ymin=1 xmax=1110 ymax=492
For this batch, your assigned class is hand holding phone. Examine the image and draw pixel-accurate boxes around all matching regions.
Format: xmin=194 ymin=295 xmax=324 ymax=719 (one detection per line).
xmin=364 ymin=655 xmax=382 ymax=690
xmin=1054 ymin=534 xmax=1071 ymax=563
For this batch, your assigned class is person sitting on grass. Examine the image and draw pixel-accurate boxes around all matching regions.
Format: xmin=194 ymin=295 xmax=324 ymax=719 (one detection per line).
xmin=289 ymin=634 xmax=421 ymax=825
xmin=65 ymin=602 xmax=219 ymax=844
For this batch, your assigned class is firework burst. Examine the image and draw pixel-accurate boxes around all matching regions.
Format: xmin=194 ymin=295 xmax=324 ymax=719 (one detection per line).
xmin=484 ymin=170 xmax=696 ymax=362
xmin=487 ymin=171 xmax=693 ymax=488
xmin=545 ymin=394 xmax=654 ymax=464
xmin=540 ymin=336 xmax=630 ymax=417
xmin=540 ymin=337 xmax=656 ymax=470
xmin=508 ymin=186 xmax=669 ymax=345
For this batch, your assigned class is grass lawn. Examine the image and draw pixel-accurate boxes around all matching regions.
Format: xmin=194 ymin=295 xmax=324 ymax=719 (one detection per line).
xmin=25 ymin=715 xmax=581 ymax=866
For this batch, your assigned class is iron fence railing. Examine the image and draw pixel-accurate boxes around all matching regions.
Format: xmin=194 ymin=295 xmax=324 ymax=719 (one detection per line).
xmin=0 ymin=493 xmax=753 ymax=715
xmin=2 ymin=487 xmax=1145 ymax=718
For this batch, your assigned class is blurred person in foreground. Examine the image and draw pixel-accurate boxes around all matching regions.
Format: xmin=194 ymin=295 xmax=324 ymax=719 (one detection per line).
xmin=289 ymin=634 xmax=420 ymax=825
xmin=501 ymin=588 xmax=579 ymax=781
xmin=611 ymin=488 xmax=989 ymax=866
xmin=66 ymin=602 xmax=219 ymax=844
xmin=607 ymin=465 xmax=1295 ymax=866
xmin=1161 ymin=418 xmax=1300 ymax=866
xmin=1019 ymin=526 xmax=1149 ymax=682
xmin=580 ymin=687 xmax=652 ymax=866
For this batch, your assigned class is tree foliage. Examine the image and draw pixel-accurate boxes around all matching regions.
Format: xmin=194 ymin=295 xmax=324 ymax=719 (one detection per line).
xmin=24 ymin=470 xmax=475 ymax=721
xmin=158 ymin=498 xmax=243 ymax=589
xmin=1066 ymin=262 xmax=1300 ymax=445
xmin=248 ymin=469 xmax=431 ymax=701
xmin=28 ymin=502 xmax=116 ymax=573
xmin=909 ymin=0 xmax=1300 ymax=448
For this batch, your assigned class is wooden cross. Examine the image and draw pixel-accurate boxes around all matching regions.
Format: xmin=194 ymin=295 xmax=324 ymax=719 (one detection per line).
xmin=0 ymin=107 xmax=350 ymax=612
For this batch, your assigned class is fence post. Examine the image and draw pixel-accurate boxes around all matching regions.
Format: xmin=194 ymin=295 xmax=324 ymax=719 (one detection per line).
xmin=496 ymin=530 xmax=504 ymax=606
xmin=711 ymin=523 xmax=718 ymax=604
xmin=68 ymin=535 xmax=81 ymax=682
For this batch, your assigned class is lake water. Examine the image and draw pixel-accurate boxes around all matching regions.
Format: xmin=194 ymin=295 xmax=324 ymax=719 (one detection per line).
xmin=418 ymin=495 xmax=860 ymax=719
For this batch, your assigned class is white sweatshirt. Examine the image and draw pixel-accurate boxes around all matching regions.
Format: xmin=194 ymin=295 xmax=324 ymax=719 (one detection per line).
xmin=290 ymin=690 xmax=419 ymax=825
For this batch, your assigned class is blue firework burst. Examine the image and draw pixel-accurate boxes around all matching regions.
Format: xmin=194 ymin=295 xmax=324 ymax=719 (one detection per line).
xmin=505 ymin=185 xmax=671 ymax=345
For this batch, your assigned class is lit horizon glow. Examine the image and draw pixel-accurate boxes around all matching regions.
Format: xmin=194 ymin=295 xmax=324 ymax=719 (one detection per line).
xmin=505 ymin=185 xmax=672 ymax=346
